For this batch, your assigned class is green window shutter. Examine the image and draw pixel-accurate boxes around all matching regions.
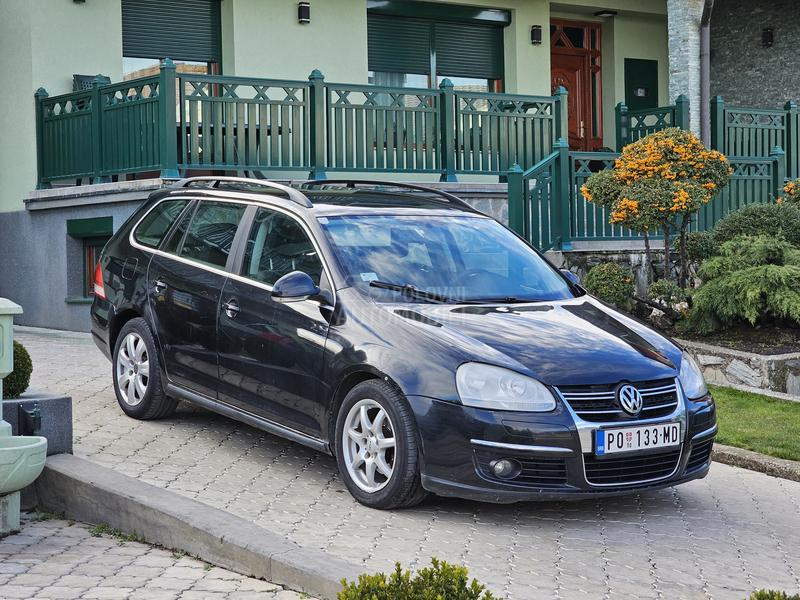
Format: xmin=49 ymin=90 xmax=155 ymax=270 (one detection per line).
xmin=367 ymin=15 xmax=431 ymax=75
xmin=435 ymin=22 xmax=503 ymax=80
xmin=122 ymin=0 xmax=221 ymax=63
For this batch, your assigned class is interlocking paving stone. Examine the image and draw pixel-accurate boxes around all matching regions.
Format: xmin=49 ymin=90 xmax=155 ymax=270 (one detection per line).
xmin=15 ymin=327 xmax=800 ymax=599
xmin=0 ymin=517 xmax=318 ymax=600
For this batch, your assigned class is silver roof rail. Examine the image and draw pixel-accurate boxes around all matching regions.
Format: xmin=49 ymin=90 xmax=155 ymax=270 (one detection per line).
xmin=300 ymin=179 xmax=476 ymax=211
xmin=173 ymin=176 xmax=312 ymax=208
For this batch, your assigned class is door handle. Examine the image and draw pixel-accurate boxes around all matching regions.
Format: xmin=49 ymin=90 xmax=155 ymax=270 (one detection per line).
xmin=152 ymin=279 xmax=167 ymax=293
xmin=223 ymin=299 xmax=240 ymax=318
xmin=580 ymin=120 xmax=585 ymax=139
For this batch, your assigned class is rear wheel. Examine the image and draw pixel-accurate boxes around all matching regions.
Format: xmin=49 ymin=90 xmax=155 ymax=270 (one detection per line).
xmin=112 ymin=318 xmax=176 ymax=420
xmin=335 ymin=380 xmax=427 ymax=509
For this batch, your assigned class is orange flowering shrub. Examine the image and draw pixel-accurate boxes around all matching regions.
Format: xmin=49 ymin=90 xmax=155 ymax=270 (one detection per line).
xmin=780 ymin=179 xmax=800 ymax=205
xmin=581 ymin=128 xmax=731 ymax=283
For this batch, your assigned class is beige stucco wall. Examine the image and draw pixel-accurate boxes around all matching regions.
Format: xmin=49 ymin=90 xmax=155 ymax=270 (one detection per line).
xmin=221 ymin=0 xmax=369 ymax=83
xmin=0 ymin=0 xmax=122 ymax=212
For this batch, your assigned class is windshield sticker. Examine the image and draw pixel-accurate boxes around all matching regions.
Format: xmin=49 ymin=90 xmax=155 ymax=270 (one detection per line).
xmin=360 ymin=272 xmax=379 ymax=282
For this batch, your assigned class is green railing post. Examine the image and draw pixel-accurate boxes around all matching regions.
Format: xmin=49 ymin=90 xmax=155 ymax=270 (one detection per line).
xmin=771 ymin=146 xmax=786 ymax=200
xmin=552 ymin=138 xmax=572 ymax=251
xmin=439 ymin=78 xmax=457 ymax=182
xmin=674 ymin=94 xmax=690 ymax=131
xmin=506 ymin=163 xmax=525 ymax=236
xmin=784 ymin=101 xmax=798 ymax=179
xmin=615 ymin=102 xmax=629 ymax=151
xmin=710 ymin=95 xmax=725 ymax=152
xmin=91 ymin=75 xmax=112 ymax=183
xmin=34 ymin=88 xmax=50 ymax=189
xmin=308 ymin=69 xmax=327 ymax=180
xmin=554 ymin=86 xmax=568 ymax=142
xmin=158 ymin=58 xmax=180 ymax=179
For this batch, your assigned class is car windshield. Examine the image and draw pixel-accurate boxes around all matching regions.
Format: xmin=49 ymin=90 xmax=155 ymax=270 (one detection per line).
xmin=317 ymin=214 xmax=574 ymax=303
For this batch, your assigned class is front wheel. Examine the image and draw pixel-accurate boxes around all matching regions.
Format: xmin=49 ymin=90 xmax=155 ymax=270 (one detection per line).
xmin=335 ymin=380 xmax=427 ymax=509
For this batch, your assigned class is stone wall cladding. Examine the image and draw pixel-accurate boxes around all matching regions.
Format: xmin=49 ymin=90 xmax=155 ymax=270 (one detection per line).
xmin=668 ymin=0 xmax=705 ymax=133
xmin=680 ymin=338 xmax=800 ymax=399
xmin=710 ymin=0 xmax=800 ymax=108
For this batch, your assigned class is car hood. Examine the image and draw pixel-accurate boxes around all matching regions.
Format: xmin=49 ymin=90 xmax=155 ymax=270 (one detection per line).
xmin=383 ymin=296 xmax=682 ymax=387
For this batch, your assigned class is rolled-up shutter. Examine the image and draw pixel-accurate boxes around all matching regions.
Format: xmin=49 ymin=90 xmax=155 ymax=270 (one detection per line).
xmin=122 ymin=0 xmax=221 ymax=63
xmin=367 ymin=15 xmax=431 ymax=75
xmin=435 ymin=22 xmax=503 ymax=80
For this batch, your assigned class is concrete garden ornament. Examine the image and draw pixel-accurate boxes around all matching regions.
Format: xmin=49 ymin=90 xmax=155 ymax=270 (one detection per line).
xmin=0 ymin=298 xmax=47 ymax=536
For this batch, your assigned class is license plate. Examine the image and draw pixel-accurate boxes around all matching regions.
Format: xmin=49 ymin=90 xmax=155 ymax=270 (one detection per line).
xmin=595 ymin=423 xmax=681 ymax=456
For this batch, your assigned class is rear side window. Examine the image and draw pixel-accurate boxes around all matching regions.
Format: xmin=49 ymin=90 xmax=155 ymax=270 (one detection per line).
xmin=179 ymin=201 xmax=246 ymax=268
xmin=134 ymin=199 xmax=189 ymax=248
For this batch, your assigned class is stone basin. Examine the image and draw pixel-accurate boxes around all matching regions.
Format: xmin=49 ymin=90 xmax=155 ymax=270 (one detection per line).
xmin=0 ymin=435 xmax=47 ymax=496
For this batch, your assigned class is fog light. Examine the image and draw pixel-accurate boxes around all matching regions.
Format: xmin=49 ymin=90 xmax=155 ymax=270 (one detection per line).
xmin=490 ymin=458 xmax=521 ymax=480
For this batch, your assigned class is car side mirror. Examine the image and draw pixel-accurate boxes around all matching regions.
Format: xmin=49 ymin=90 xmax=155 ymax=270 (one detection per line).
xmin=560 ymin=269 xmax=580 ymax=286
xmin=271 ymin=271 xmax=320 ymax=302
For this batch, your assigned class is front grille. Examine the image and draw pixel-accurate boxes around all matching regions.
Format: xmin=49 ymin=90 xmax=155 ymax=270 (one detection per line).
xmin=686 ymin=438 xmax=714 ymax=471
xmin=557 ymin=378 xmax=679 ymax=422
xmin=583 ymin=447 xmax=681 ymax=485
xmin=474 ymin=449 xmax=567 ymax=487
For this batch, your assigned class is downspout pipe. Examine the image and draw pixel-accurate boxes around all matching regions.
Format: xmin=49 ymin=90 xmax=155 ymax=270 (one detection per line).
xmin=700 ymin=0 xmax=714 ymax=144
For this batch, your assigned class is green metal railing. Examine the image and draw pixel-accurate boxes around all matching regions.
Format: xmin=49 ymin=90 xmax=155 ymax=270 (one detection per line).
xmin=35 ymin=61 xmax=562 ymax=186
xmin=614 ymin=95 xmax=689 ymax=151
xmin=507 ymin=139 xmax=785 ymax=251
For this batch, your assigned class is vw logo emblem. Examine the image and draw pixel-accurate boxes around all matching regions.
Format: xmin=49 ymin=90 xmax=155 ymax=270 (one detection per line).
xmin=617 ymin=384 xmax=643 ymax=416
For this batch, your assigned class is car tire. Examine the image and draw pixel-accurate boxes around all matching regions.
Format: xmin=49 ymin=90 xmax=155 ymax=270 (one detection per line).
xmin=335 ymin=379 xmax=428 ymax=509
xmin=112 ymin=318 xmax=176 ymax=420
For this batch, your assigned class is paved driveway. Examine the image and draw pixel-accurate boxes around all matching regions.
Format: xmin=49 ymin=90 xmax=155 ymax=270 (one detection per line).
xmin=18 ymin=327 xmax=800 ymax=599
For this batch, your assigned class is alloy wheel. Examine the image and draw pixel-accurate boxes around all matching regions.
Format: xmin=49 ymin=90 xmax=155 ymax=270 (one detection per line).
xmin=342 ymin=399 xmax=396 ymax=493
xmin=116 ymin=332 xmax=150 ymax=406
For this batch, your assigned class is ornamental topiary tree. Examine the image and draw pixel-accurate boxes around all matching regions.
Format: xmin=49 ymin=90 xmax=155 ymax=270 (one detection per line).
xmin=781 ymin=178 xmax=800 ymax=205
xmin=3 ymin=341 xmax=33 ymax=399
xmin=581 ymin=128 xmax=731 ymax=286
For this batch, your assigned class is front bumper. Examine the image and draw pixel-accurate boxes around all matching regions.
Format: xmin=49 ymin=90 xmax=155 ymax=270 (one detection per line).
xmin=407 ymin=391 xmax=716 ymax=503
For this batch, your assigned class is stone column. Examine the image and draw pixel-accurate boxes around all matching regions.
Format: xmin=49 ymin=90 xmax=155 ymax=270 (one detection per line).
xmin=667 ymin=0 xmax=705 ymax=134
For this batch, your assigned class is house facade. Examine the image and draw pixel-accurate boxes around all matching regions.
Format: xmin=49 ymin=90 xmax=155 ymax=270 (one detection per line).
xmin=0 ymin=0 xmax=794 ymax=330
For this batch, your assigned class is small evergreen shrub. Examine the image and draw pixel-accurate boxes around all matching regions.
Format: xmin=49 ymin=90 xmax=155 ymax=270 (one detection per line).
xmin=339 ymin=559 xmax=496 ymax=600
xmin=679 ymin=230 xmax=716 ymax=262
xmin=712 ymin=202 xmax=800 ymax=246
xmin=3 ymin=341 xmax=32 ymax=399
xmin=648 ymin=279 xmax=689 ymax=305
xmin=684 ymin=235 xmax=800 ymax=333
xmin=748 ymin=590 xmax=800 ymax=600
xmin=583 ymin=263 xmax=635 ymax=309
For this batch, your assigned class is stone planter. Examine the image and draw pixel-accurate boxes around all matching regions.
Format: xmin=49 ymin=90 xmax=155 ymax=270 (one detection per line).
xmin=2 ymin=391 xmax=73 ymax=456
xmin=679 ymin=338 xmax=800 ymax=400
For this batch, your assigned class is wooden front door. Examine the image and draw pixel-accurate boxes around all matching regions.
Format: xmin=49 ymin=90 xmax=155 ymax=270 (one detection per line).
xmin=551 ymin=20 xmax=602 ymax=151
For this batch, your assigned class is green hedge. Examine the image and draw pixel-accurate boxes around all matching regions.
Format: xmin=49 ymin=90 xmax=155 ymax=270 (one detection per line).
xmin=3 ymin=341 xmax=32 ymax=399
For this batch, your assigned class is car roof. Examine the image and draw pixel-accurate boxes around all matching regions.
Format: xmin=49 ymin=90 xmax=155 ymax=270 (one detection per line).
xmin=158 ymin=177 xmax=486 ymax=219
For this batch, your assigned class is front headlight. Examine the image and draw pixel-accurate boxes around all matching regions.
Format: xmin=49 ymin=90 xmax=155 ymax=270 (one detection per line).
xmin=679 ymin=351 xmax=709 ymax=399
xmin=456 ymin=363 xmax=556 ymax=412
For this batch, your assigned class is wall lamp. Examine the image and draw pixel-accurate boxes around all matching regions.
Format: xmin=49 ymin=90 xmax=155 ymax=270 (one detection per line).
xmin=530 ymin=25 xmax=542 ymax=45
xmin=593 ymin=10 xmax=618 ymax=17
xmin=298 ymin=2 xmax=310 ymax=24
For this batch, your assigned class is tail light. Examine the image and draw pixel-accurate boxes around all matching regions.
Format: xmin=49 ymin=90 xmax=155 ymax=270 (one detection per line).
xmin=94 ymin=261 xmax=107 ymax=299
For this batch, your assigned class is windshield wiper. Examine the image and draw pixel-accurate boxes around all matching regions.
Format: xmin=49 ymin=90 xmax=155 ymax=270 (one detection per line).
xmin=467 ymin=296 xmax=542 ymax=304
xmin=369 ymin=281 xmax=455 ymax=303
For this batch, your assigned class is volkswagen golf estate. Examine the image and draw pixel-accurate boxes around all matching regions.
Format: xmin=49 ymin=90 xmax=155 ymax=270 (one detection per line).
xmin=91 ymin=177 xmax=717 ymax=509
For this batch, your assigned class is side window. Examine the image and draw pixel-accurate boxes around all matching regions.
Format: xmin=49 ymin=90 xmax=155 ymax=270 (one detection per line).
xmin=241 ymin=208 xmax=322 ymax=286
xmin=133 ymin=199 xmax=189 ymax=248
xmin=179 ymin=201 xmax=246 ymax=268
xmin=162 ymin=204 xmax=195 ymax=255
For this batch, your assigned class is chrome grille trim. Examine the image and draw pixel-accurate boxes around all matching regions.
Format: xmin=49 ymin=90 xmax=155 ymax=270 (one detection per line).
xmin=556 ymin=379 xmax=679 ymax=422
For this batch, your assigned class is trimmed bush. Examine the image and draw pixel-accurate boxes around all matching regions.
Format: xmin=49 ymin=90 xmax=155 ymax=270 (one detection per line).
xmin=677 ymin=230 xmax=716 ymax=262
xmin=583 ymin=263 xmax=635 ymax=310
xmin=748 ymin=591 xmax=800 ymax=600
xmin=3 ymin=341 xmax=32 ymax=399
xmin=684 ymin=236 xmax=800 ymax=333
xmin=712 ymin=202 xmax=800 ymax=247
xmin=648 ymin=279 xmax=689 ymax=305
xmin=339 ymin=559 xmax=496 ymax=600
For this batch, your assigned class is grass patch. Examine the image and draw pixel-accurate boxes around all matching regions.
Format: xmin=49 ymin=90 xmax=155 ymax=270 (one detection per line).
xmin=711 ymin=384 xmax=800 ymax=461
xmin=89 ymin=523 xmax=146 ymax=544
